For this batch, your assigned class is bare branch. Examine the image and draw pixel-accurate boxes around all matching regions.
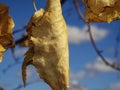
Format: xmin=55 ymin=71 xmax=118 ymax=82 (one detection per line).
xmin=61 ymin=0 xmax=67 ymax=5
xmin=74 ymin=0 xmax=120 ymax=72
xmin=1 ymin=0 xmax=68 ymax=74
xmin=88 ymin=25 xmax=120 ymax=71
xmin=32 ymin=0 xmax=38 ymax=11
xmin=114 ymin=28 xmax=120 ymax=61
xmin=0 ymin=87 xmax=4 ymax=90
xmin=15 ymin=35 xmax=28 ymax=45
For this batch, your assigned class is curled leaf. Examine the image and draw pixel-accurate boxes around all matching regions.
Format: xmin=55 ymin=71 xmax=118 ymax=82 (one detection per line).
xmin=22 ymin=0 xmax=69 ymax=90
xmin=84 ymin=0 xmax=120 ymax=23
xmin=0 ymin=3 xmax=15 ymax=62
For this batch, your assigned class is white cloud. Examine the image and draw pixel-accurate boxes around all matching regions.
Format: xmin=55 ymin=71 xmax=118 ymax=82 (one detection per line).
xmin=70 ymin=71 xmax=89 ymax=90
xmin=70 ymin=57 xmax=116 ymax=81
xmin=0 ymin=83 xmax=11 ymax=88
xmin=69 ymin=79 xmax=88 ymax=90
xmin=14 ymin=48 xmax=28 ymax=56
xmin=70 ymin=70 xmax=96 ymax=81
xmin=70 ymin=71 xmax=86 ymax=80
xmin=109 ymin=82 xmax=120 ymax=90
xmin=69 ymin=57 xmax=117 ymax=90
xmin=26 ymin=66 xmax=35 ymax=80
xmin=17 ymin=65 xmax=39 ymax=81
xmin=68 ymin=25 xmax=108 ymax=44
xmin=85 ymin=58 xmax=115 ymax=72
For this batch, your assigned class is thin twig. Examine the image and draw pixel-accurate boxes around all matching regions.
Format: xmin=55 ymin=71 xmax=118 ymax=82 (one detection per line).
xmin=88 ymin=25 xmax=120 ymax=71
xmin=15 ymin=35 xmax=28 ymax=45
xmin=32 ymin=0 xmax=38 ymax=11
xmin=60 ymin=0 xmax=67 ymax=5
xmin=14 ymin=0 xmax=67 ymax=47
xmin=2 ymin=0 xmax=68 ymax=74
xmin=74 ymin=0 xmax=120 ymax=72
xmin=114 ymin=29 xmax=120 ymax=61
xmin=32 ymin=0 xmax=67 ymax=12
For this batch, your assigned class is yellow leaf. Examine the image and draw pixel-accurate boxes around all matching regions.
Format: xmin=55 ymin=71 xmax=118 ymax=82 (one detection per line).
xmin=84 ymin=0 xmax=120 ymax=22
xmin=0 ymin=3 xmax=15 ymax=62
xmin=22 ymin=0 xmax=69 ymax=90
xmin=0 ymin=45 xmax=5 ymax=62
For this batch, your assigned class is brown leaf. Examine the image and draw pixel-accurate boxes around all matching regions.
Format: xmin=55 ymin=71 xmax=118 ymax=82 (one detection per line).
xmin=0 ymin=3 xmax=15 ymax=62
xmin=84 ymin=0 xmax=120 ymax=22
xmin=22 ymin=0 xmax=69 ymax=90
xmin=19 ymin=34 xmax=29 ymax=47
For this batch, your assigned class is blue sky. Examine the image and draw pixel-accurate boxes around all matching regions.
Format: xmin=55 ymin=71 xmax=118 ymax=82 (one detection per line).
xmin=0 ymin=0 xmax=120 ymax=90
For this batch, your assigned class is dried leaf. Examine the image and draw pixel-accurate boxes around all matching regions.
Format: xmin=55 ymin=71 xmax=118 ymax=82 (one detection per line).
xmin=22 ymin=0 xmax=69 ymax=90
xmin=84 ymin=0 xmax=120 ymax=22
xmin=19 ymin=34 xmax=29 ymax=47
xmin=0 ymin=3 xmax=15 ymax=62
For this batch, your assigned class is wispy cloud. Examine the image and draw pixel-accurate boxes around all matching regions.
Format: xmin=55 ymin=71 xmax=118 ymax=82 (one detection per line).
xmin=0 ymin=82 xmax=11 ymax=89
xmin=70 ymin=57 xmax=115 ymax=81
xmin=69 ymin=57 xmax=117 ymax=90
xmin=68 ymin=25 xmax=108 ymax=44
xmin=70 ymin=71 xmax=86 ymax=80
xmin=85 ymin=57 xmax=114 ymax=72
xmin=17 ymin=65 xmax=39 ymax=81
xmin=69 ymin=79 xmax=88 ymax=90
xmin=109 ymin=82 xmax=120 ymax=90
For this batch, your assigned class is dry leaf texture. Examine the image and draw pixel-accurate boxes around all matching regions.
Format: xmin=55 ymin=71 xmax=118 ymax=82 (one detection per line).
xmin=19 ymin=34 xmax=29 ymax=47
xmin=84 ymin=0 xmax=120 ymax=22
xmin=22 ymin=0 xmax=69 ymax=90
xmin=0 ymin=3 xmax=15 ymax=62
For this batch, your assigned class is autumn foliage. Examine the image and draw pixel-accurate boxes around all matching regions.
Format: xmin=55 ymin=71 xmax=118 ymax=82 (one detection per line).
xmin=84 ymin=0 xmax=120 ymax=22
xmin=0 ymin=3 xmax=14 ymax=62
xmin=0 ymin=0 xmax=120 ymax=90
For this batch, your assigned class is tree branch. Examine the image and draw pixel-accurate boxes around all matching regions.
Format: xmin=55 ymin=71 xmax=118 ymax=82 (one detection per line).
xmin=74 ymin=0 xmax=120 ymax=72
xmin=114 ymin=28 xmax=120 ymax=61
xmin=61 ymin=0 xmax=67 ymax=5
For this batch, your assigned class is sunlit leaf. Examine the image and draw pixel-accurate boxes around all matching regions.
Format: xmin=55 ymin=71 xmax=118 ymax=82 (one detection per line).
xmin=22 ymin=0 xmax=69 ymax=90
xmin=84 ymin=0 xmax=120 ymax=23
xmin=0 ymin=3 xmax=15 ymax=62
